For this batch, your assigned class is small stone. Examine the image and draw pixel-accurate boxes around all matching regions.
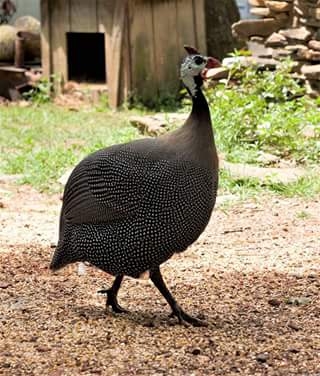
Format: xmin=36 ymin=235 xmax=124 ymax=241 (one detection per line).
xmin=285 ymin=44 xmax=308 ymax=52
xmin=288 ymin=322 xmax=301 ymax=331
xmin=191 ymin=348 xmax=201 ymax=355
xmin=272 ymin=48 xmax=291 ymax=59
xmin=257 ymin=152 xmax=280 ymax=165
xmin=256 ymin=353 xmax=269 ymax=363
xmin=77 ymin=262 xmax=86 ymax=276
xmin=286 ymin=296 xmax=311 ymax=306
xmin=143 ymin=320 xmax=155 ymax=328
xmin=279 ymin=27 xmax=312 ymax=42
xmin=265 ymin=32 xmax=288 ymax=47
xmin=288 ymin=348 xmax=300 ymax=353
xmin=250 ymin=7 xmax=271 ymax=17
xmin=49 ymin=371 xmax=65 ymax=376
xmin=36 ymin=345 xmax=51 ymax=352
xmin=0 ymin=283 xmax=10 ymax=289
xmin=0 ymin=201 xmax=4 ymax=208
xmin=250 ymin=36 xmax=265 ymax=43
xmin=249 ymin=0 xmax=266 ymax=6
xmin=130 ymin=115 xmax=167 ymax=137
xmin=268 ymin=298 xmax=281 ymax=307
xmin=297 ymin=48 xmax=320 ymax=61
xmin=301 ymin=64 xmax=320 ymax=79
xmin=308 ymin=40 xmax=320 ymax=51
xmin=301 ymin=125 xmax=316 ymax=138
xmin=232 ymin=19 xmax=285 ymax=39
xmin=252 ymin=56 xmax=279 ymax=69
xmin=205 ymin=67 xmax=229 ymax=80
xmin=247 ymin=40 xmax=273 ymax=57
xmin=265 ymin=1 xmax=291 ymax=12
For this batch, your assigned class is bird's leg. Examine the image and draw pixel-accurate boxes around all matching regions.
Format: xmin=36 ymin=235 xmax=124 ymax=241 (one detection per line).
xmin=98 ymin=275 xmax=128 ymax=314
xmin=150 ymin=267 xmax=207 ymax=327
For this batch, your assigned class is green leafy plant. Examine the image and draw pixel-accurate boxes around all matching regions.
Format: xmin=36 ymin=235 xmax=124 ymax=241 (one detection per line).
xmin=207 ymin=60 xmax=320 ymax=165
xmin=23 ymin=77 xmax=54 ymax=104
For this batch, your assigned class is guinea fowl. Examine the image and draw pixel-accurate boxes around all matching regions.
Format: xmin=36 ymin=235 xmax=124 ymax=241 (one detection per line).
xmin=50 ymin=46 xmax=220 ymax=326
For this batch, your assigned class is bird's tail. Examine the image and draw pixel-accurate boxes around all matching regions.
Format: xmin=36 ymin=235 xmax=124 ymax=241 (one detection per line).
xmin=49 ymin=241 xmax=71 ymax=271
xmin=50 ymin=219 xmax=83 ymax=271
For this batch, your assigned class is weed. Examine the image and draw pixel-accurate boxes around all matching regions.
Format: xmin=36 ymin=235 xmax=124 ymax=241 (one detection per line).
xmin=207 ymin=60 xmax=320 ymax=165
xmin=296 ymin=210 xmax=311 ymax=219
xmin=23 ymin=77 xmax=54 ymax=104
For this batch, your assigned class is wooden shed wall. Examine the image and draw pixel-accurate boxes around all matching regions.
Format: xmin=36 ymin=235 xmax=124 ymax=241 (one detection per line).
xmin=41 ymin=0 xmax=123 ymax=107
xmin=129 ymin=0 xmax=206 ymax=105
xmin=41 ymin=0 xmax=206 ymax=107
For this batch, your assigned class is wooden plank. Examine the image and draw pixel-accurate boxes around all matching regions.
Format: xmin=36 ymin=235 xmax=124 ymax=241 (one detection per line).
xmin=51 ymin=0 xmax=70 ymax=90
xmin=129 ymin=0 xmax=157 ymax=105
xmin=193 ymin=0 xmax=207 ymax=54
xmin=176 ymin=0 xmax=196 ymax=61
xmin=119 ymin=9 xmax=131 ymax=104
xmin=97 ymin=0 xmax=116 ymax=84
xmin=108 ymin=1 xmax=127 ymax=108
xmin=40 ymin=0 xmax=51 ymax=78
xmin=152 ymin=0 xmax=180 ymax=97
xmin=70 ymin=0 xmax=98 ymax=32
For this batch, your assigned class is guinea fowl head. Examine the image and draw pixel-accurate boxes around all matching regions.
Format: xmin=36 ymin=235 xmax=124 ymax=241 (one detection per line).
xmin=181 ymin=45 xmax=221 ymax=97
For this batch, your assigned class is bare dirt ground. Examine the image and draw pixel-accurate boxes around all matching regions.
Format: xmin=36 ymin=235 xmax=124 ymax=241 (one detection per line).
xmin=0 ymin=181 xmax=319 ymax=376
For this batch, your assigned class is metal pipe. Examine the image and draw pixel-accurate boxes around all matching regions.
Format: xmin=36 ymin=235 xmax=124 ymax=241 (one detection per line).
xmin=14 ymin=32 xmax=25 ymax=68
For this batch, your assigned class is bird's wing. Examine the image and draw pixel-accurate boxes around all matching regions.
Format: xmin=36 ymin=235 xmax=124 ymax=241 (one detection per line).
xmin=62 ymin=147 xmax=150 ymax=225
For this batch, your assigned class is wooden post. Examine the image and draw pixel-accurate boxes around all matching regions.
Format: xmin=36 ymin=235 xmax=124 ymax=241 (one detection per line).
xmin=129 ymin=0 xmax=158 ymax=105
xmin=108 ymin=0 xmax=128 ymax=108
xmin=193 ymin=0 xmax=207 ymax=54
xmin=98 ymin=0 xmax=116 ymax=88
xmin=40 ymin=0 xmax=52 ymax=78
xmin=14 ymin=34 xmax=25 ymax=68
xmin=50 ymin=0 xmax=70 ymax=93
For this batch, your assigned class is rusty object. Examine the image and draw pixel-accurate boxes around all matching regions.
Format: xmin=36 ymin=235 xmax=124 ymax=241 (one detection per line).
xmin=14 ymin=34 xmax=25 ymax=67
xmin=14 ymin=31 xmax=39 ymax=68
xmin=0 ymin=65 xmax=28 ymax=100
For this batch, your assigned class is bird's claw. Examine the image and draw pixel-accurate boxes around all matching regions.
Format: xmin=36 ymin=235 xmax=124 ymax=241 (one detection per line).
xmin=169 ymin=308 xmax=207 ymax=327
xmin=97 ymin=289 xmax=128 ymax=314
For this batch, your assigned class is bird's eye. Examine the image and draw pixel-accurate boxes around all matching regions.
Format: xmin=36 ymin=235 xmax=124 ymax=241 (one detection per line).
xmin=194 ymin=56 xmax=204 ymax=65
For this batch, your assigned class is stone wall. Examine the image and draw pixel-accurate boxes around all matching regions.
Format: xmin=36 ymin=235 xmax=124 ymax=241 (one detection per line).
xmin=232 ymin=0 xmax=320 ymax=96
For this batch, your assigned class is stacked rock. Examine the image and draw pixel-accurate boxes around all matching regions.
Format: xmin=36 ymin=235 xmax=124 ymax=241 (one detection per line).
xmin=232 ymin=0 xmax=320 ymax=96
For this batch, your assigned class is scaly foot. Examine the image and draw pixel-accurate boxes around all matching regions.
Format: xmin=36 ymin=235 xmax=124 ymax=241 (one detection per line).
xmin=98 ymin=289 xmax=128 ymax=314
xmin=170 ymin=307 xmax=207 ymax=327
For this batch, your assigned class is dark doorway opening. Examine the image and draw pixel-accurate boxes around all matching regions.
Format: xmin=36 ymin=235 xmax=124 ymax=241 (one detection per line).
xmin=67 ymin=32 xmax=106 ymax=83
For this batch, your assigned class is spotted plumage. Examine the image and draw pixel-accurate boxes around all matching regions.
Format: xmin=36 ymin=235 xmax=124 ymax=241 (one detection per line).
xmin=50 ymin=46 xmax=220 ymax=326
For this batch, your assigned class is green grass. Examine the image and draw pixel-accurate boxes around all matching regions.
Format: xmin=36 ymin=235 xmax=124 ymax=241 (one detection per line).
xmin=295 ymin=210 xmax=311 ymax=220
xmin=0 ymin=104 xmax=140 ymax=192
xmin=206 ymin=66 xmax=320 ymax=165
xmin=218 ymin=169 xmax=320 ymax=199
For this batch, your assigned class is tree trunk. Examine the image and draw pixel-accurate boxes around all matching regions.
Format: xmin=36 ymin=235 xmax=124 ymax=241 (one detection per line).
xmin=205 ymin=0 xmax=242 ymax=60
